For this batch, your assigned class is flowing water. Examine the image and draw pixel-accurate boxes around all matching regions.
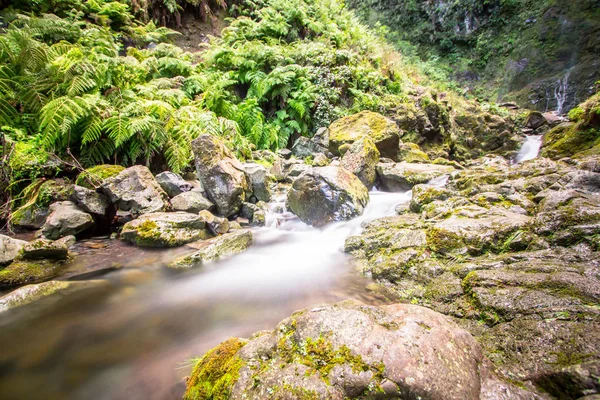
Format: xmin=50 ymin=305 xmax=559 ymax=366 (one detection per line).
xmin=515 ymin=135 xmax=543 ymax=164
xmin=0 ymin=186 xmax=414 ymax=400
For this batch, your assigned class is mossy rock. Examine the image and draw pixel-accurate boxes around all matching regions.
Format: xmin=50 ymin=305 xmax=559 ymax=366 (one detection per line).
xmin=75 ymin=165 xmax=125 ymax=189
xmin=121 ymin=212 xmax=213 ymax=248
xmin=11 ymin=179 xmax=73 ymax=230
xmin=398 ymin=142 xmax=430 ymax=163
xmin=9 ymin=142 xmax=63 ymax=182
xmin=0 ymin=259 xmax=65 ymax=288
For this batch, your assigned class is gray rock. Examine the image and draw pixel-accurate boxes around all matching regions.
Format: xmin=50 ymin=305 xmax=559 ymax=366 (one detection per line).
xmin=377 ymin=162 xmax=455 ymax=191
xmin=168 ymin=229 xmax=253 ymax=269
xmin=69 ymin=185 xmax=110 ymax=215
xmin=286 ymin=163 xmax=311 ymax=179
xmin=312 ymin=127 xmax=329 ymax=148
xmin=102 ymin=165 xmax=168 ymax=217
xmin=0 ymin=235 xmax=27 ymax=265
xmin=287 ymin=166 xmax=369 ymax=227
xmin=199 ymin=210 xmax=229 ymax=235
xmin=241 ymin=163 xmax=271 ymax=202
xmin=241 ymin=202 xmax=266 ymax=227
xmin=291 ymin=136 xmax=327 ymax=158
xmin=277 ymin=148 xmax=292 ymax=159
xmin=20 ymin=236 xmax=73 ymax=260
xmin=312 ymin=153 xmax=329 ymax=166
xmin=171 ymin=191 xmax=214 ymax=213
xmin=121 ymin=212 xmax=212 ymax=248
xmin=340 ymin=137 xmax=380 ymax=188
xmin=524 ymin=111 xmax=547 ymax=129
xmin=192 ymin=135 xmax=248 ymax=217
xmin=0 ymin=259 xmax=64 ymax=288
xmin=155 ymin=171 xmax=193 ymax=198
xmin=41 ymin=201 xmax=94 ymax=240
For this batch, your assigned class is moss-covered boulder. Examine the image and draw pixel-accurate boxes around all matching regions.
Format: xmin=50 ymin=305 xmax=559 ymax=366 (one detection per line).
xmin=184 ymin=300 xmax=535 ymax=399
xmin=168 ymin=229 xmax=253 ymax=269
xmin=0 ymin=235 xmax=27 ymax=266
xmin=397 ymin=142 xmax=430 ymax=163
xmin=75 ymin=165 xmax=125 ymax=189
xmin=20 ymin=236 xmax=74 ymax=260
xmin=9 ymin=142 xmax=65 ymax=183
xmin=0 ymin=259 xmax=65 ymax=288
xmin=287 ymin=166 xmax=369 ymax=227
xmin=121 ymin=212 xmax=213 ymax=248
xmin=377 ymin=162 xmax=454 ymax=191
xmin=340 ymin=137 xmax=380 ymax=188
xmin=328 ymin=111 xmax=401 ymax=160
xmin=11 ymin=179 xmax=73 ymax=230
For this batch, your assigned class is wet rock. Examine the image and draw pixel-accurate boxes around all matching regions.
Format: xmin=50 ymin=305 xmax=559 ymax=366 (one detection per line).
xmin=313 ymin=127 xmax=329 ymax=148
xmin=168 ymin=229 xmax=253 ymax=269
xmin=241 ymin=163 xmax=271 ymax=202
xmin=398 ymin=142 xmax=430 ymax=163
xmin=0 ymin=259 xmax=64 ymax=287
xmin=102 ymin=165 xmax=168 ymax=217
xmin=340 ymin=137 xmax=380 ymax=188
xmin=155 ymin=171 xmax=193 ymax=198
xmin=329 ymin=110 xmax=401 ymax=159
xmin=534 ymin=361 xmax=600 ymax=399
xmin=377 ymin=162 xmax=454 ymax=191
xmin=241 ymin=202 xmax=266 ymax=227
xmin=287 ymin=166 xmax=369 ymax=227
xmin=192 ymin=134 xmax=248 ymax=217
xmin=198 ymin=210 xmax=230 ymax=235
xmin=0 ymin=235 xmax=27 ymax=265
xmin=171 ymin=191 xmax=214 ymax=214
xmin=11 ymin=179 xmax=73 ymax=230
xmin=184 ymin=300 xmax=535 ymax=400
xmin=291 ymin=136 xmax=327 ymax=158
xmin=41 ymin=201 xmax=94 ymax=240
xmin=69 ymin=185 xmax=110 ymax=216
xmin=20 ymin=236 xmax=73 ymax=260
xmin=312 ymin=153 xmax=329 ymax=166
xmin=121 ymin=212 xmax=212 ymax=248
xmin=524 ymin=111 xmax=548 ymax=129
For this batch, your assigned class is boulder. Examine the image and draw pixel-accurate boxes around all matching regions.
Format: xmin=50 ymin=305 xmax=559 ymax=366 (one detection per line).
xmin=0 ymin=235 xmax=27 ymax=265
xmin=291 ymin=136 xmax=327 ymax=158
xmin=241 ymin=202 xmax=266 ymax=227
xmin=69 ymin=185 xmax=110 ymax=216
xmin=171 ymin=191 xmax=214 ymax=214
xmin=168 ymin=230 xmax=253 ymax=269
xmin=121 ymin=212 xmax=212 ymax=248
xmin=287 ymin=166 xmax=369 ymax=227
xmin=340 ymin=137 xmax=380 ymax=188
xmin=524 ymin=111 xmax=548 ymax=129
xmin=102 ymin=165 xmax=168 ymax=217
xmin=199 ymin=210 xmax=230 ymax=235
xmin=398 ymin=142 xmax=430 ymax=163
xmin=41 ymin=201 xmax=94 ymax=240
xmin=277 ymin=148 xmax=292 ymax=160
xmin=11 ymin=179 xmax=73 ymax=230
xmin=192 ymin=134 xmax=248 ymax=217
xmin=20 ymin=236 xmax=73 ymax=260
xmin=377 ymin=162 xmax=455 ymax=191
xmin=312 ymin=153 xmax=329 ymax=167
xmin=155 ymin=171 xmax=193 ymax=198
xmin=184 ymin=300 xmax=534 ymax=400
xmin=75 ymin=164 xmax=125 ymax=189
xmin=0 ymin=259 xmax=64 ymax=288
xmin=241 ymin=163 xmax=271 ymax=202
xmin=329 ymin=111 xmax=401 ymax=159
xmin=312 ymin=127 xmax=329 ymax=148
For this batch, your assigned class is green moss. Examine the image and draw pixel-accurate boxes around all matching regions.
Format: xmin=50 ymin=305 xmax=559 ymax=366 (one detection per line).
xmin=75 ymin=165 xmax=125 ymax=189
xmin=9 ymin=142 xmax=54 ymax=182
xmin=0 ymin=259 xmax=64 ymax=287
xmin=184 ymin=338 xmax=247 ymax=400
xmin=568 ymin=106 xmax=585 ymax=122
xmin=271 ymin=384 xmax=319 ymax=399
xmin=426 ymin=227 xmax=464 ymax=254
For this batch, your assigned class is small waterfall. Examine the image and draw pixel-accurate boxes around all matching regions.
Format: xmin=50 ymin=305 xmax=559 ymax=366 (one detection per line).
xmin=515 ymin=135 xmax=543 ymax=163
xmin=554 ymin=68 xmax=572 ymax=115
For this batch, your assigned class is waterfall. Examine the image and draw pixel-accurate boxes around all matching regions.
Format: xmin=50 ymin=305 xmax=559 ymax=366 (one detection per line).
xmin=554 ymin=68 xmax=572 ymax=115
xmin=515 ymin=135 xmax=543 ymax=163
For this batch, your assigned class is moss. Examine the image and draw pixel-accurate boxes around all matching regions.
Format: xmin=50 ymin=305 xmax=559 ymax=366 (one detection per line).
xmin=184 ymin=338 xmax=247 ymax=400
xmin=329 ymin=110 xmax=399 ymax=157
xmin=271 ymin=384 xmax=319 ymax=399
xmin=75 ymin=164 xmax=125 ymax=189
xmin=0 ymin=259 xmax=64 ymax=287
xmin=9 ymin=142 xmax=55 ymax=182
xmin=426 ymin=227 xmax=464 ymax=254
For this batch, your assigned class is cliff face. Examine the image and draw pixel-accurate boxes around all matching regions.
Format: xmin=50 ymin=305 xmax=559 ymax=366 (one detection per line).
xmin=349 ymin=0 xmax=600 ymax=114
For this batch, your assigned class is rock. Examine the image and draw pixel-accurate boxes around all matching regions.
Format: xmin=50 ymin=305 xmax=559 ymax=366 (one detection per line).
xmin=377 ymin=162 xmax=455 ymax=191
xmin=41 ymin=201 xmax=94 ymax=240
xmin=277 ymin=148 xmax=292 ymax=159
xmin=184 ymin=300 xmax=534 ymax=400
xmin=312 ymin=153 xmax=329 ymax=167
xmin=155 ymin=171 xmax=193 ymax=198
xmin=0 ymin=235 xmax=27 ymax=265
xmin=241 ymin=163 xmax=271 ymax=202
xmin=121 ymin=212 xmax=212 ymax=248
xmin=329 ymin=110 xmax=401 ymax=160
xmin=397 ymin=142 xmax=430 ymax=163
xmin=524 ymin=111 xmax=548 ymax=129
xmin=291 ymin=136 xmax=327 ymax=158
xmin=11 ymin=179 xmax=73 ymax=230
xmin=69 ymin=185 xmax=110 ymax=216
xmin=286 ymin=163 xmax=311 ymax=179
xmin=20 ymin=236 xmax=73 ymax=260
xmin=171 ymin=191 xmax=214 ymax=214
xmin=101 ymin=166 xmax=168 ymax=217
xmin=340 ymin=137 xmax=380 ymax=188
xmin=0 ymin=259 xmax=64 ymax=288
xmin=168 ymin=230 xmax=253 ymax=269
xmin=534 ymin=361 xmax=600 ymax=399
xmin=198 ymin=210 xmax=230 ymax=235
xmin=75 ymin=164 xmax=125 ymax=189
xmin=313 ymin=127 xmax=329 ymax=148
xmin=192 ymin=134 xmax=248 ymax=217
xmin=287 ymin=166 xmax=369 ymax=227
xmin=241 ymin=203 xmax=266 ymax=227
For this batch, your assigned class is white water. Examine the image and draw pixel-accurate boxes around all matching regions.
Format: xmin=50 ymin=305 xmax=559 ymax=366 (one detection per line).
xmin=515 ymin=135 xmax=543 ymax=163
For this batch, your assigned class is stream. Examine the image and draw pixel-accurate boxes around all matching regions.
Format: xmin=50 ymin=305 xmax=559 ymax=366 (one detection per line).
xmin=515 ymin=135 xmax=543 ymax=163
xmin=0 ymin=187 xmax=413 ymax=400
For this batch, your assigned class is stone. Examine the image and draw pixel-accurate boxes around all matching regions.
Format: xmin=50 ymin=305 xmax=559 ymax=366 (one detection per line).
xmin=291 ymin=136 xmax=327 ymax=158
xmin=20 ymin=236 xmax=73 ymax=260
xmin=340 ymin=137 xmax=380 ymax=188
xmin=524 ymin=111 xmax=548 ymax=129
xmin=377 ymin=162 xmax=455 ymax=191
xmin=69 ymin=185 xmax=110 ymax=215
xmin=241 ymin=202 xmax=266 ymax=227
xmin=171 ymin=191 xmax=214 ymax=214
xmin=101 ymin=165 xmax=168 ymax=217
xmin=277 ymin=148 xmax=292 ymax=159
xmin=397 ymin=142 xmax=430 ymax=163
xmin=313 ymin=127 xmax=329 ymax=148
xmin=11 ymin=179 xmax=73 ymax=230
xmin=287 ymin=166 xmax=369 ymax=227
xmin=0 ymin=235 xmax=27 ymax=265
xmin=312 ymin=153 xmax=329 ymax=167
xmin=184 ymin=300 xmax=534 ymax=400
xmin=192 ymin=134 xmax=248 ymax=217
xmin=41 ymin=201 xmax=94 ymax=240
xmin=121 ymin=212 xmax=212 ymax=248
xmin=198 ymin=210 xmax=230 ymax=235
xmin=168 ymin=230 xmax=253 ymax=269
xmin=241 ymin=163 xmax=271 ymax=202
xmin=0 ymin=259 xmax=64 ymax=288
xmin=286 ymin=163 xmax=311 ymax=179
xmin=329 ymin=110 xmax=401 ymax=159
xmin=75 ymin=164 xmax=125 ymax=189
xmin=155 ymin=171 xmax=193 ymax=198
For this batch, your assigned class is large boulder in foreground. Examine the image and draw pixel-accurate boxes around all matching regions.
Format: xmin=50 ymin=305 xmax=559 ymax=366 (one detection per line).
xmin=0 ymin=259 xmax=65 ymax=288
xmin=377 ymin=162 xmax=455 ymax=191
xmin=102 ymin=165 xmax=168 ymax=217
xmin=287 ymin=166 xmax=369 ymax=227
xmin=192 ymin=135 xmax=248 ymax=217
xmin=184 ymin=300 xmax=534 ymax=400
xmin=121 ymin=212 xmax=212 ymax=248
xmin=41 ymin=201 xmax=94 ymax=240
xmin=329 ymin=111 xmax=401 ymax=160
xmin=0 ymin=235 xmax=27 ymax=265
xmin=340 ymin=137 xmax=380 ymax=188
